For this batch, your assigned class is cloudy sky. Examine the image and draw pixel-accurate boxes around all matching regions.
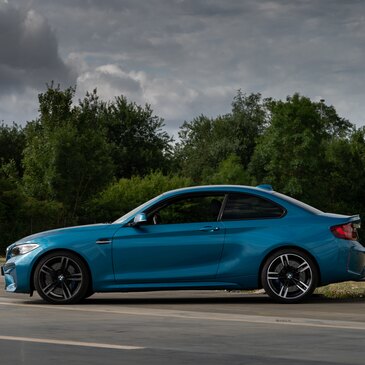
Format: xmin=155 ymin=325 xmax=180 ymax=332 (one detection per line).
xmin=1 ymin=0 xmax=365 ymax=135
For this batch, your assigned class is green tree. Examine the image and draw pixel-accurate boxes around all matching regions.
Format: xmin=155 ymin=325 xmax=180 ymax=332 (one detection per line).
xmin=207 ymin=154 xmax=251 ymax=185
xmin=324 ymin=128 xmax=365 ymax=213
xmin=23 ymin=86 xmax=114 ymax=220
xmin=104 ymin=96 xmax=172 ymax=178
xmin=175 ymin=92 xmax=267 ymax=181
xmin=0 ymin=167 xmax=63 ymax=252
xmin=86 ymin=171 xmax=193 ymax=223
xmin=249 ymin=93 xmax=354 ymax=207
xmin=0 ymin=123 xmax=25 ymax=176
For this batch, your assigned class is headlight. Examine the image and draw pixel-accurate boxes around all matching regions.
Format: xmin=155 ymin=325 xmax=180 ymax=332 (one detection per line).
xmin=11 ymin=243 xmax=39 ymax=257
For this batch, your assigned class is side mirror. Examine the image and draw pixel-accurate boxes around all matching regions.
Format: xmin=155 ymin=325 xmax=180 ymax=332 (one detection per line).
xmin=132 ymin=213 xmax=147 ymax=226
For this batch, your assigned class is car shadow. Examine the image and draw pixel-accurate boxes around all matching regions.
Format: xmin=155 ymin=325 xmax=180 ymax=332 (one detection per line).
xmin=16 ymin=292 xmax=365 ymax=306
xmin=79 ymin=293 xmax=365 ymax=306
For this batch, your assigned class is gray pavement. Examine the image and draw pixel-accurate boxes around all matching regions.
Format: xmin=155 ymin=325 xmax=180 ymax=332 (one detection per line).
xmin=1 ymin=276 xmax=365 ymax=364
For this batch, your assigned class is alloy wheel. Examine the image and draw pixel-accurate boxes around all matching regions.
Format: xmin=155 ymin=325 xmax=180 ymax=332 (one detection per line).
xmin=262 ymin=250 xmax=317 ymax=303
xmin=34 ymin=252 xmax=89 ymax=304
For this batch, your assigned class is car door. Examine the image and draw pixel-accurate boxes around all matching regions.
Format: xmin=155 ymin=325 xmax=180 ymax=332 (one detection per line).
xmin=217 ymin=192 xmax=286 ymax=278
xmin=112 ymin=193 xmax=226 ymax=283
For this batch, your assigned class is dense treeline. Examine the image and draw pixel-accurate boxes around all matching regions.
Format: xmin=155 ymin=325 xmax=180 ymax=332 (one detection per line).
xmin=1 ymin=85 xmax=365 ymax=253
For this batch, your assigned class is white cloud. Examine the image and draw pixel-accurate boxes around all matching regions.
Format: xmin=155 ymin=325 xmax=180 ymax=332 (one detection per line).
xmin=0 ymin=87 xmax=39 ymax=124
xmin=76 ymin=64 xmax=143 ymax=103
xmin=76 ymin=63 xmax=203 ymax=134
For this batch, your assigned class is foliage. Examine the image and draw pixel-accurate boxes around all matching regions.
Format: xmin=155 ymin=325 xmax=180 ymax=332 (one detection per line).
xmin=175 ymin=92 xmax=268 ymax=181
xmin=0 ymin=169 xmax=63 ymax=252
xmin=0 ymin=123 xmax=25 ymax=176
xmin=249 ymin=93 xmax=354 ymax=208
xmin=207 ymin=154 xmax=251 ymax=185
xmin=86 ymin=171 xmax=193 ymax=223
xmin=22 ymin=87 xmax=114 ymax=221
xmin=104 ymin=96 xmax=173 ymax=178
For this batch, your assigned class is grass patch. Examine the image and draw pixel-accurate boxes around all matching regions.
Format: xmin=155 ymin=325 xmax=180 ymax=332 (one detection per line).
xmin=316 ymin=281 xmax=365 ymax=299
xmin=0 ymin=256 xmax=5 ymax=264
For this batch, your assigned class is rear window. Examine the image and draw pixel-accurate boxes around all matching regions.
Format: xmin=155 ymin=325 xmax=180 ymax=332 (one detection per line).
xmin=273 ymin=192 xmax=323 ymax=214
xmin=222 ymin=193 xmax=285 ymax=220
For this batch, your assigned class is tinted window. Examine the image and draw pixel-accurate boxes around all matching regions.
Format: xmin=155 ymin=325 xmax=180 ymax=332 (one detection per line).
xmin=222 ymin=193 xmax=284 ymax=220
xmin=147 ymin=194 xmax=225 ymax=225
xmin=273 ymin=192 xmax=322 ymax=214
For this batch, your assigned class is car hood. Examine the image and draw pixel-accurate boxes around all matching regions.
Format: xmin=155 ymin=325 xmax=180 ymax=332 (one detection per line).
xmin=14 ymin=223 xmax=119 ymax=245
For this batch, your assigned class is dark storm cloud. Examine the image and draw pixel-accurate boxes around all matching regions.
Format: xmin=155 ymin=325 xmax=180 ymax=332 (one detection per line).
xmin=0 ymin=3 xmax=75 ymax=95
xmin=4 ymin=0 xmax=365 ymax=131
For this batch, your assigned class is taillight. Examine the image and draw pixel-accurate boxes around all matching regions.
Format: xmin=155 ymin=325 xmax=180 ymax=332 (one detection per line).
xmin=330 ymin=223 xmax=358 ymax=240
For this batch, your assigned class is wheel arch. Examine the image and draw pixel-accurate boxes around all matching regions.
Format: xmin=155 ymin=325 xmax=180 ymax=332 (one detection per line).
xmin=30 ymin=248 xmax=93 ymax=293
xmin=257 ymin=245 xmax=321 ymax=288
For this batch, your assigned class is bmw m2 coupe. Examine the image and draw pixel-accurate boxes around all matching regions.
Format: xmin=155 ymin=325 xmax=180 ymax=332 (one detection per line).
xmin=2 ymin=185 xmax=365 ymax=304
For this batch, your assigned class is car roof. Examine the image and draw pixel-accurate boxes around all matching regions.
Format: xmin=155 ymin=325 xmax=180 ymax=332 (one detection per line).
xmin=161 ymin=185 xmax=274 ymax=197
xmin=156 ymin=185 xmax=325 ymax=217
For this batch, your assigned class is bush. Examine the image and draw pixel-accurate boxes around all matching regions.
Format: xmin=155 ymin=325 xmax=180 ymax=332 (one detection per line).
xmin=85 ymin=172 xmax=193 ymax=223
xmin=0 ymin=174 xmax=64 ymax=252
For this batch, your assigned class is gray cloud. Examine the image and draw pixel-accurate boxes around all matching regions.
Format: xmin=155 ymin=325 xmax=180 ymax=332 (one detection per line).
xmin=0 ymin=3 xmax=75 ymax=95
xmin=3 ymin=0 xmax=365 ymax=132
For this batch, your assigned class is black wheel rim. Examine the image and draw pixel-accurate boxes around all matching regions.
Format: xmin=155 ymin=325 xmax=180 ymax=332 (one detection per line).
xmin=267 ymin=253 xmax=312 ymax=300
xmin=38 ymin=256 xmax=83 ymax=301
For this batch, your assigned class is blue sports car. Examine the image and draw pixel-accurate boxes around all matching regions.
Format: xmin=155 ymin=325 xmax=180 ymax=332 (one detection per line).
xmin=2 ymin=185 xmax=365 ymax=304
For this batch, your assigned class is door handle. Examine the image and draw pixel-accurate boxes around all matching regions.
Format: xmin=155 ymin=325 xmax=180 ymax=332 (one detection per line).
xmin=199 ymin=226 xmax=220 ymax=232
xmin=96 ymin=238 xmax=112 ymax=244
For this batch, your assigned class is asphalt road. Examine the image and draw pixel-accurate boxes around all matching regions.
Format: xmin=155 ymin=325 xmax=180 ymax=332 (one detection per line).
xmin=1 ymin=276 xmax=365 ymax=365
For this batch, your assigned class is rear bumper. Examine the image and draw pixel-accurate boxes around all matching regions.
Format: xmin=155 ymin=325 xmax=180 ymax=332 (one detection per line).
xmin=347 ymin=242 xmax=365 ymax=280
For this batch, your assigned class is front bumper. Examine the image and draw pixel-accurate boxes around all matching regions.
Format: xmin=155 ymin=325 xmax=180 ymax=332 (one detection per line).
xmin=1 ymin=262 xmax=18 ymax=292
xmin=1 ymin=248 xmax=41 ymax=293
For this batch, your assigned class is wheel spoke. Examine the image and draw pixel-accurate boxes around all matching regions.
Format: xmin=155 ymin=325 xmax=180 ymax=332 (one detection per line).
xmin=280 ymin=254 xmax=290 ymax=267
xmin=279 ymin=284 xmax=289 ymax=298
xmin=62 ymin=282 xmax=73 ymax=299
xmin=296 ymin=262 xmax=310 ymax=273
xmin=41 ymin=264 xmax=56 ymax=276
xmin=267 ymin=271 xmax=279 ymax=280
xmin=43 ymin=281 xmax=59 ymax=295
xmin=66 ymin=273 xmax=82 ymax=282
xmin=60 ymin=257 xmax=70 ymax=272
xmin=293 ymin=278 xmax=309 ymax=293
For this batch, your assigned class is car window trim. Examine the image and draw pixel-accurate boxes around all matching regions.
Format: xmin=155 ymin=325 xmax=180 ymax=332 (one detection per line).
xmin=220 ymin=192 xmax=287 ymax=221
xmin=124 ymin=190 xmax=287 ymax=226
xmin=217 ymin=194 xmax=229 ymax=221
xmin=124 ymin=191 xmax=227 ymax=226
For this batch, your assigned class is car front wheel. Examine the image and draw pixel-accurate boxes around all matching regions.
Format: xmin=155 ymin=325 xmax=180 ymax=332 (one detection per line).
xmin=34 ymin=251 xmax=90 ymax=304
xmin=261 ymin=249 xmax=318 ymax=303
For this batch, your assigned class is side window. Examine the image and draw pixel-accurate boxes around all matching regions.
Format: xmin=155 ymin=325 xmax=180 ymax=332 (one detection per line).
xmin=148 ymin=194 xmax=225 ymax=225
xmin=222 ymin=193 xmax=284 ymax=220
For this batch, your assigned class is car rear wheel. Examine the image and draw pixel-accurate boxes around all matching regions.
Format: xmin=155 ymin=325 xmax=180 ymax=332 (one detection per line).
xmin=34 ymin=251 xmax=89 ymax=304
xmin=261 ymin=249 xmax=318 ymax=303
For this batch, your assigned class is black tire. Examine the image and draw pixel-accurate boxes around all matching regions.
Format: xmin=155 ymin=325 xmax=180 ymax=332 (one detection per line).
xmin=83 ymin=288 xmax=95 ymax=300
xmin=261 ymin=248 xmax=318 ymax=304
xmin=34 ymin=250 xmax=90 ymax=304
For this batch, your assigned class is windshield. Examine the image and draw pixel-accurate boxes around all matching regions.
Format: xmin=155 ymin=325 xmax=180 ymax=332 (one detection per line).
xmin=113 ymin=194 xmax=163 ymax=223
